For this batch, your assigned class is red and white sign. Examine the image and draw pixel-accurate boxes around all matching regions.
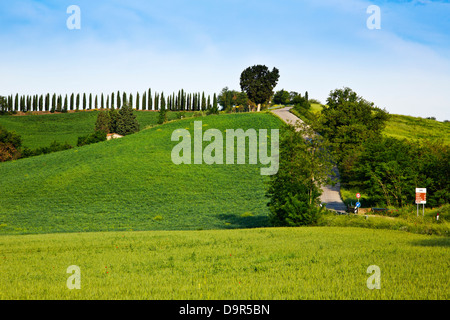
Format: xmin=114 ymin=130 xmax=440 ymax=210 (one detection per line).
xmin=356 ymin=193 xmax=361 ymax=199
xmin=415 ymin=188 xmax=427 ymax=204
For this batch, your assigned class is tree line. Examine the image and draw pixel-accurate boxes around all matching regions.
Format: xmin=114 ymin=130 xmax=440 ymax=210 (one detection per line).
xmin=0 ymin=89 xmax=219 ymax=114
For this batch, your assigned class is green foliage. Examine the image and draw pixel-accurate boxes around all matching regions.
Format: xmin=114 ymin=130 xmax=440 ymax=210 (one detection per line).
xmin=22 ymin=141 xmax=73 ymax=158
xmin=95 ymin=110 xmax=111 ymax=134
xmin=240 ymin=65 xmax=280 ymax=108
xmin=276 ymin=192 xmax=323 ymax=226
xmin=115 ymin=103 xmax=140 ymax=136
xmin=206 ymin=104 xmax=219 ymax=115
xmin=157 ymin=103 xmax=168 ymax=124
xmin=0 ymin=125 xmax=22 ymax=161
xmin=77 ymin=130 xmax=107 ymax=147
xmin=267 ymin=123 xmax=334 ymax=227
xmin=217 ymin=87 xmax=238 ymax=111
xmin=272 ymin=89 xmax=291 ymax=105
xmin=348 ymin=137 xmax=449 ymax=208
xmin=317 ymin=87 xmax=389 ymax=164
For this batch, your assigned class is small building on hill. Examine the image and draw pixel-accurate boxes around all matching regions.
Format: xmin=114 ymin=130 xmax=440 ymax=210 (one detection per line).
xmin=107 ymin=133 xmax=123 ymax=140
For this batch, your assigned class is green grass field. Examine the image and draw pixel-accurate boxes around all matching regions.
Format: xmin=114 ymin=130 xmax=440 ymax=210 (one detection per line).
xmin=0 ymin=227 xmax=448 ymax=300
xmin=0 ymin=113 xmax=281 ymax=235
xmin=0 ymin=111 xmax=448 ymax=300
xmin=0 ymin=110 xmax=193 ymax=148
xmin=383 ymin=114 xmax=450 ymax=144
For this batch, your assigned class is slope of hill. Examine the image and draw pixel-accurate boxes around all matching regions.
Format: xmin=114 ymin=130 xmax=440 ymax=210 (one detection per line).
xmin=383 ymin=114 xmax=449 ymax=144
xmin=0 ymin=111 xmax=192 ymax=148
xmin=0 ymin=113 xmax=282 ymax=235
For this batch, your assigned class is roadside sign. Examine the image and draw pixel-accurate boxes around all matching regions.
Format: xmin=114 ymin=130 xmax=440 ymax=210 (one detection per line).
xmin=356 ymin=193 xmax=361 ymax=199
xmin=356 ymin=202 xmax=361 ymax=208
xmin=415 ymin=188 xmax=426 ymax=204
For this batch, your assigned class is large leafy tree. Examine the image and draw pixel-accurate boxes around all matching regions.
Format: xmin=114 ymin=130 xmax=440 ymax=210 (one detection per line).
xmin=240 ymin=65 xmax=280 ymax=112
xmin=273 ymin=89 xmax=291 ymax=105
xmin=317 ymin=87 xmax=389 ymax=170
xmin=266 ymin=122 xmax=334 ymax=226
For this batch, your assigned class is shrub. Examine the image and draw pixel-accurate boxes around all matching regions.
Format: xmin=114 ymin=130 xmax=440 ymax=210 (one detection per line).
xmin=22 ymin=141 xmax=73 ymax=158
xmin=0 ymin=125 xmax=22 ymax=162
xmin=116 ymin=103 xmax=140 ymax=135
xmin=77 ymin=131 xmax=107 ymax=147
xmin=271 ymin=193 xmax=323 ymax=226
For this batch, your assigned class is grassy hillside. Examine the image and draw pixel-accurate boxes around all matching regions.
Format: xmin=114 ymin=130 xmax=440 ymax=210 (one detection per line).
xmin=384 ymin=114 xmax=450 ymax=144
xmin=0 ymin=113 xmax=282 ymax=235
xmin=0 ymin=227 xmax=447 ymax=299
xmin=0 ymin=110 xmax=193 ymax=148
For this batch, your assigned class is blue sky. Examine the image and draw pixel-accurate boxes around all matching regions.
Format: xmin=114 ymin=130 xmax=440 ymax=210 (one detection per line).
xmin=0 ymin=0 xmax=449 ymax=120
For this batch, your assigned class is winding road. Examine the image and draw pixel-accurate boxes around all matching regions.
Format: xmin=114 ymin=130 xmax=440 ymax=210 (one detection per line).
xmin=271 ymin=107 xmax=347 ymax=214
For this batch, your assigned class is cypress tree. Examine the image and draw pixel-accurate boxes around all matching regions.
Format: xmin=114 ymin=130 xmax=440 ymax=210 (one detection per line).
xmin=63 ymin=94 xmax=68 ymax=112
xmin=38 ymin=95 xmax=43 ymax=111
xmin=89 ymin=93 xmax=92 ymax=109
xmin=136 ymin=92 xmax=140 ymax=110
xmin=213 ymin=93 xmax=217 ymax=109
xmin=106 ymin=95 xmax=110 ymax=109
xmin=161 ymin=92 xmax=165 ymax=110
xmin=201 ymin=92 xmax=206 ymax=111
xmin=45 ymin=94 xmax=50 ymax=112
xmin=154 ymin=92 xmax=159 ymax=111
xmin=76 ymin=93 xmax=80 ymax=110
xmin=52 ymin=94 xmax=56 ymax=112
xmin=129 ymin=93 xmax=133 ymax=109
xmin=111 ymin=92 xmax=115 ymax=110
xmin=95 ymin=109 xmax=111 ymax=134
xmin=117 ymin=91 xmax=121 ymax=109
xmin=116 ymin=103 xmax=140 ymax=136
xmin=180 ymin=89 xmax=185 ymax=111
xmin=207 ymin=95 xmax=211 ymax=110
xmin=70 ymin=93 xmax=74 ymax=110
xmin=22 ymin=96 xmax=26 ymax=112
xmin=101 ymin=93 xmax=104 ymax=109
xmin=56 ymin=95 xmax=62 ymax=112
xmin=122 ymin=92 xmax=127 ymax=106
xmin=95 ymin=95 xmax=98 ymax=109
xmin=148 ymin=89 xmax=152 ymax=110
xmin=142 ymin=92 xmax=147 ymax=110
xmin=177 ymin=90 xmax=181 ymax=111
xmin=83 ymin=93 xmax=86 ymax=110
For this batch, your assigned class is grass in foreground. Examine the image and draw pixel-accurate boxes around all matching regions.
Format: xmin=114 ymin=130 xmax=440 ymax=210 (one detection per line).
xmin=0 ymin=226 xmax=448 ymax=300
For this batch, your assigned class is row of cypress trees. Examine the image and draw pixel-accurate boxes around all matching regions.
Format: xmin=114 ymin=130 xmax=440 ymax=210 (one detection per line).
xmin=1 ymin=89 xmax=219 ymax=113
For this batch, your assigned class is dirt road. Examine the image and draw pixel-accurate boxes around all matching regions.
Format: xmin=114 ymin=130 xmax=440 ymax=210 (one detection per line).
xmin=271 ymin=106 xmax=347 ymax=214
